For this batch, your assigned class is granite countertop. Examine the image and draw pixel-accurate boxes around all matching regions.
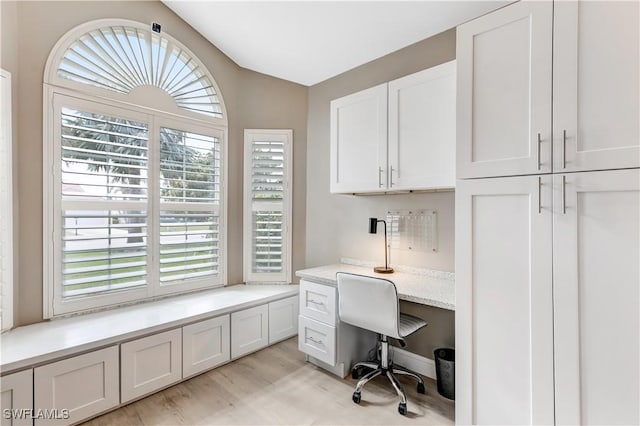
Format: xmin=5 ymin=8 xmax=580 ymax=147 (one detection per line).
xmin=295 ymin=258 xmax=454 ymax=310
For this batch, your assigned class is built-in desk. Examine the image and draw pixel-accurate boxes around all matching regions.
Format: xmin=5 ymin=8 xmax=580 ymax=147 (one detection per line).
xmin=296 ymin=260 xmax=455 ymax=311
xmin=295 ymin=259 xmax=454 ymax=378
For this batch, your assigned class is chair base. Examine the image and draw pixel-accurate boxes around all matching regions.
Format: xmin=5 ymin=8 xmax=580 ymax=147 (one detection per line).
xmin=350 ymin=336 xmax=425 ymax=415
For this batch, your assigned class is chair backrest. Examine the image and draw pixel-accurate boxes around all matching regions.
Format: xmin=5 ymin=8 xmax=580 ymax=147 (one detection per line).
xmin=336 ymin=272 xmax=401 ymax=339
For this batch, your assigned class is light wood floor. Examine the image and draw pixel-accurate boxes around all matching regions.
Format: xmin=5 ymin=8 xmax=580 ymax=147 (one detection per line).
xmin=83 ymin=338 xmax=454 ymax=425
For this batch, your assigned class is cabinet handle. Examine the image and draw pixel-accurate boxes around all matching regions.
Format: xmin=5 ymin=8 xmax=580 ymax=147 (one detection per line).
xmin=307 ymin=299 xmax=325 ymax=306
xmin=538 ymin=176 xmax=542 ymax=214
xmin=537 ymin=133 xmax=542 ymax=170
xmin=390 ymin=166 xmax=396 ymax=187
xmin=562 ymin=130 xmax=567 ymax=169
xmin=562 ymin=175 xmax=567 ymax=214
xmin=378 ymin=167 xmax=384 ymax=188
xmin=306 ymin=336 xmax=324 ymax=345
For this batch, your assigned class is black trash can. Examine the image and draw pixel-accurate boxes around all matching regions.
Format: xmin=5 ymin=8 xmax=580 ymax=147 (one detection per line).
xmin=434 ymin=348 xmax=455 ymax=400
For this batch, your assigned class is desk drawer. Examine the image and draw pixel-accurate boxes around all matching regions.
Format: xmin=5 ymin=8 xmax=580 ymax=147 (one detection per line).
xmin=298 ymin=316 xmax=336 ymax=366
xmin=300 ymin=280 xmax=337 ymax=326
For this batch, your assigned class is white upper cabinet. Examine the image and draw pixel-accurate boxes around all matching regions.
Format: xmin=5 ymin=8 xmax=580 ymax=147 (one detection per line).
xmin=330 ymin=63 xmax=456 ymax=194
xmin=458 ymin=0 xmax=639 ymax=179
xmin=388 ymin=61 xmax=456 ymax=190
xmin=330 ymin=83 xmax=388 ymax=193
xmin=553 ymin=1 xmax=640 ymax=172
xmin=457 ymin=1 xmax=553 ymax=179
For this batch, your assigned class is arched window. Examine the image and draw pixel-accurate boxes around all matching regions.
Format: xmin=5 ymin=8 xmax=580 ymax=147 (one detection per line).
xmin=43 ymin=19 xmax=228 ymax=317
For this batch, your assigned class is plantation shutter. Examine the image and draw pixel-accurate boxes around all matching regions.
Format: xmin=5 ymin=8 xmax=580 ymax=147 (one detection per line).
xmin=243 ymin=130 xmax=292 ymax=283
xmin=159 ymin=126 xmax=221 ymax=284
xmin=56 ymin=24 xmax=223 ymax=118
xmin=60 ymin=106 xmax=149 ymax=297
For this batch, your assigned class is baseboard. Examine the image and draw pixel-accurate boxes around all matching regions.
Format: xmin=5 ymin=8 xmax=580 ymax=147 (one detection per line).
xmin=391 ymin=347 xmax=436 ymax=380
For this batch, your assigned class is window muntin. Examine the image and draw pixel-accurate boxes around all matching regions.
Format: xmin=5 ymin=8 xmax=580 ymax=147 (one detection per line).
xmin=243 ymin=130 xmax=292 ymax=283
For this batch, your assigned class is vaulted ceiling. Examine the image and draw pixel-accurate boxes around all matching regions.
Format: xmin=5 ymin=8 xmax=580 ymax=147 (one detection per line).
xmin=163 ymin=1 xmax=510 ymax=86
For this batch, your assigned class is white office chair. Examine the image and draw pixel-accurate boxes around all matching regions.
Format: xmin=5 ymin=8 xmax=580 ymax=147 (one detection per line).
xmin=337 ymin=272 xmax=427 ymax=415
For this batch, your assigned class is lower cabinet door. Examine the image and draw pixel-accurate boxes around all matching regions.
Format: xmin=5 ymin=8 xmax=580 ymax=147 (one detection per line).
xmin=268 ymin=296 xmax=299 ymax=344
xmin=121 ymin=328 xmax=182 ymax=403
xmin=298 ymin=316 xmax=336 ymax=366
xmin=34 ymin=346 xmax=119 ymax=426
xmin=231 ymin=304 xmax=269 ymax=359
xmin=553 ymin=169 xmax=640 ymax=425
xmin=182 ymin=315 xmax=230 ymax=378
xmin=1 ymin=369 xmax=33 ymax=426
xmin=455 ymin=176 xmax=554 ymax=425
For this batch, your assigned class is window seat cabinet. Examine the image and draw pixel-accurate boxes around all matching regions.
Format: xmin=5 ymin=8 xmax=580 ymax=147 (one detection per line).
xmin=0 ymin=369 xmax=33 ymax=426
xmin=0 ymin=286 xmax=298 ymax=426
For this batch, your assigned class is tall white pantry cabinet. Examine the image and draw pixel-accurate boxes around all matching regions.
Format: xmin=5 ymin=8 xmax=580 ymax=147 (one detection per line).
xmin=455 ymin=1 xmax=639 ymax=425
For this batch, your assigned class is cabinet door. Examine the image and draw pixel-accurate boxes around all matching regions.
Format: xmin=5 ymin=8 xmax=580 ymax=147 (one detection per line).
xmin=34 ymin=346 xmax=119 ymax=426
xmin=330 ymin=83 xmax=387 ymax=193
xmin=121 ymin=329 xmax=182 ymax=403
xmin=268 ymin=296 xmax=298 ymax=344
xmin=1 ymin=369 xmax=32 ymax=426
xmin=553 ymin=1 xmax=639 ymax=172
xmin=231 ymin=304 xmax=269 ymax=359
xmin=182 ymin=315 xmax=230 ymax=378
xmin=553 ymin=169 xmax=639 ymax=425
xmin=457 ymin=1 xmax=552 ymax=179
xmin=455 ymin=176 xmax=554 ymax=425
xmin=388 ymin=61 xmax=456 ymax=190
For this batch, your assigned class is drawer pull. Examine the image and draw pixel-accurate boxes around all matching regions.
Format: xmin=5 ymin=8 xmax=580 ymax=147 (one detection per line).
xmin=308 ymin=299 xmax=325 ymax=306
xmin=306 ymin=336 xmax=324 ymax=345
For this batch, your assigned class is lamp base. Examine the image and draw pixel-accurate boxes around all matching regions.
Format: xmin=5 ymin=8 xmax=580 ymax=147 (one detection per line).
xmin=374 ymin=266 xmax=394 ymax=274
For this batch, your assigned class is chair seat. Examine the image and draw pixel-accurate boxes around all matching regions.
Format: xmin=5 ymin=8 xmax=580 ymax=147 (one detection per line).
xmin=399 ymin=313 xmax=427 ymax=338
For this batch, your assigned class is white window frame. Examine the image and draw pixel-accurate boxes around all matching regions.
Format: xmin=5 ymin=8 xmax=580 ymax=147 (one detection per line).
xmin=243 ymin=129 xmax=293 ymax=284
xmin=44 ymin=89 xmax=227 ymax=317
xmin=1 ymin=69 xmax=14 ymax=331
xmin=42 ymin=19 xmax=228 ymax=318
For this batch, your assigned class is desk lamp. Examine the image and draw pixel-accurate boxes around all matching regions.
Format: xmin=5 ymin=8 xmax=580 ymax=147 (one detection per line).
xmin=369 ymin=217 xmax=394 ymax=273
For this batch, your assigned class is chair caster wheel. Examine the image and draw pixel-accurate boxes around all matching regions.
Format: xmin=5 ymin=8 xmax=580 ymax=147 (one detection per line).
xmin=352 ymin=392 xmax=362 ymax=404
xmin=398 ymin=402 xmax=407 ymax=415
xmin=417 ymin=382 xmax=426 ymax=394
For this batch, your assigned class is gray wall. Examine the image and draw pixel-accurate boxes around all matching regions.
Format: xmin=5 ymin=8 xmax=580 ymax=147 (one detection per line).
xmin=1 ymin=1 xmax=307 ymax=326
xmin=305 ymin=29 xmax=457 ymax=358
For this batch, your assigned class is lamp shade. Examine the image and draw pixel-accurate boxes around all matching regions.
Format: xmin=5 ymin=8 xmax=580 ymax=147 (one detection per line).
xmin=369 ymin=217 xmax=378 ymax=234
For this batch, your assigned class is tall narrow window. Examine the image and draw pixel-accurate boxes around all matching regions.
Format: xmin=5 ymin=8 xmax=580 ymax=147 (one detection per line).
xmin=1 ymin=69 xmax=13 ymax=331
xmin=243 ymin=130 xmax=292 ymax=283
